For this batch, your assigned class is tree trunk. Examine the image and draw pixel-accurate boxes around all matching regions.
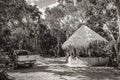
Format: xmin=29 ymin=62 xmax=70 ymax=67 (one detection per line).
xmin=35 ymin=33 xmax=37 ymax=51
xmin=116 ymin=13 xmax=120 ymax=64
xmin=108 ymin=0 xmax=120 ymax=66
xmin=55 ymin=37 xmax=60 ymax=57
xmin=19 ymin=39 xmax=23 ymax=49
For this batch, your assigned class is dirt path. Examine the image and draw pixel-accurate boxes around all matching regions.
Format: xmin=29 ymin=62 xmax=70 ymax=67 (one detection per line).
xmin=8 ymin=57 xmax=120 ymax=80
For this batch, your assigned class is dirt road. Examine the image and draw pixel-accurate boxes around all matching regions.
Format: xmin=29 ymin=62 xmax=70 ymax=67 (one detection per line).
xmin=8 ymin=57 xmax=120 ymax=80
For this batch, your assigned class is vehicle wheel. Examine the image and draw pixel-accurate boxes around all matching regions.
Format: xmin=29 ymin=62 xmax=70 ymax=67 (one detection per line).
xmin=29 ymin=63 xmax=34 ymax=67
xmin=12 ymin=63 xmax=17 ymax=70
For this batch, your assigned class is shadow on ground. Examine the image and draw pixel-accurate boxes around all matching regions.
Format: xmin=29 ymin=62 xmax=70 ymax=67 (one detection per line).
xmin=8 ymin=57 xmax=120 ymax=80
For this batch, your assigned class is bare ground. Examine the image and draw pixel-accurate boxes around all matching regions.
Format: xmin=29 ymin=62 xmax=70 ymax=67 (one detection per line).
xmin=8 ymin=56 xmax=120 ymax=80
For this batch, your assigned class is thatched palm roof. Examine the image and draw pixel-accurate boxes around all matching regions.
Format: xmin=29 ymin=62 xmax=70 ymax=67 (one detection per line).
xmin=62 ymin=25 xmax=108 ymax=50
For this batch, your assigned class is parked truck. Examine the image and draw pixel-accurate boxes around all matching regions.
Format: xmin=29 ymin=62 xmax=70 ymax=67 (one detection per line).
xmin=10 ymin=50 xmax=36 ymax=69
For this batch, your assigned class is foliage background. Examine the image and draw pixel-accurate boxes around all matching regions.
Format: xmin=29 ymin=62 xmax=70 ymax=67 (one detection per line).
xmin=0 ymin=0 xmax=120 ymax=57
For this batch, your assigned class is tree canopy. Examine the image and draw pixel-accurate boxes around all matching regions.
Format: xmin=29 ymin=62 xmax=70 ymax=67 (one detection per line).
xmin=1 ymin=0 xmax=120 ymax=57
xmin=43 ymin=0 xmax=120 ymax=57
xmin=0 ymin=0 xmax=45 ymax=52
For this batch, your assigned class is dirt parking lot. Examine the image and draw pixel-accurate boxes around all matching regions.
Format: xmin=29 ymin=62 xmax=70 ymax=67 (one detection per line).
xmin=8 ymin=57 xmax=120 ymax=80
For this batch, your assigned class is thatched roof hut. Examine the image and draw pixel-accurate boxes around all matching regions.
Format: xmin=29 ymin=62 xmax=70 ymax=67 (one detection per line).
xmin=62 ymin=25 xmax=108 ymax=50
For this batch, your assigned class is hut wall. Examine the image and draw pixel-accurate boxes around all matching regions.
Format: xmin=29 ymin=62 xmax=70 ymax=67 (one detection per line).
xmin=78 ymin=57 xmax=109 ymax=66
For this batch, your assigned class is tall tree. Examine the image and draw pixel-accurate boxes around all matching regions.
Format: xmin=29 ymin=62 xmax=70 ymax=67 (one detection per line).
xmin=0 ymin=0 xmax=42 ymax=51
